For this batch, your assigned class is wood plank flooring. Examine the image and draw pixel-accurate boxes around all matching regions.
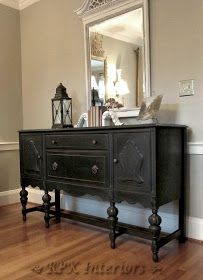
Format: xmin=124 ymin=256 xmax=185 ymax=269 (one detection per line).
xmin=0 ymin=203 xmax=202 ymax=280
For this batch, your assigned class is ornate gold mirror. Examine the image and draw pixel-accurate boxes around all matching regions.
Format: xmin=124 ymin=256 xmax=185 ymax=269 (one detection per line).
xmin=76 ymin=0 xmax=151 ymax=111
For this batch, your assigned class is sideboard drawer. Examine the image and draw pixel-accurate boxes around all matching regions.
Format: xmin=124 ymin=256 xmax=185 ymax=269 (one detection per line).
xmin=46 ymin=152 xmax=107 ymax=186
xmin=46 ymin=134 xmax=108 ymax=150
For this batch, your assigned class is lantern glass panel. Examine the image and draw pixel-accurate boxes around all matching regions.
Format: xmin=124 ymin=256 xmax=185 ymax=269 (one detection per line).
xmin=53 ymin=100 xmax=61 ymax=125
xmin=63 ymin=99 xmax=72 ymax=126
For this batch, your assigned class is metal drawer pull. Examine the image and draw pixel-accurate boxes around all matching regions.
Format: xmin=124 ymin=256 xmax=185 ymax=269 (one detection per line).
xmin=91 ymin=165 xmax=99 ymax=175
xmin=92 ymin=139 xmax=97 ymax=145
xmin=113 ymin=158 xmax=118 ymax=164
xmin=51 ymin=140 xmax=57 ymax=145
xmin=52 ymin=162 xmax=58 ymax=171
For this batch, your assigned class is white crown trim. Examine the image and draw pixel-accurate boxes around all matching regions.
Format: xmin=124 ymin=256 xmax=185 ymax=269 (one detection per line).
xmin=19 ymin=0 xmax=40 ymax=10
xmin=0 ymin=0 xmax=19 ymax=9
xmin=0 ymin=0 xmax=40 ymax=10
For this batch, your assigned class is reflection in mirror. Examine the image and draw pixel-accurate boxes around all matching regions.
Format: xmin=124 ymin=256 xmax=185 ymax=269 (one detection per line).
xmin=91 ymin=56 xmax=106 ymax=106
xmin=89 ymin=7 xmax=145 ymax=108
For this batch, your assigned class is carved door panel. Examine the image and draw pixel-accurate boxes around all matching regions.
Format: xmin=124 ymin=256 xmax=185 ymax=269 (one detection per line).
xmin=113 ymin=131 xmax=152 ymax=194
xmin=20 ymin=134 xmax=43 ymax=178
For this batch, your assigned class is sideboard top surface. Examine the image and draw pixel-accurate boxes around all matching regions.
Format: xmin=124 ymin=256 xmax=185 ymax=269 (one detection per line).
xmin=19 ymin=123 xmax=187 ymax=134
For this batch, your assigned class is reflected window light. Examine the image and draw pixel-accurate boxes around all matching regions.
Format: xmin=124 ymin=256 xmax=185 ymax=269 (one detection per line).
xmin=98 ymin=73 xmax=105 ymax=100
xmin=114 ymin=69 xmax=129 ymax=98
xmin=91 ymin=75 xmax=98 ymax=90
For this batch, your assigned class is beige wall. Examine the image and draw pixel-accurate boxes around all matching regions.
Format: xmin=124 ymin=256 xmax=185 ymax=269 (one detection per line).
xmin=150 ymin=0 xmax=203 ymax=142
xmin=20 ymin=0 xmax=86 ymax=129
xmin=0 ymin=4 xmax=22 ymax=141
xmin=0 ymin=4 xmax=22 ymax=192
xmin=0 ymin=151 xmax=20 ymax=191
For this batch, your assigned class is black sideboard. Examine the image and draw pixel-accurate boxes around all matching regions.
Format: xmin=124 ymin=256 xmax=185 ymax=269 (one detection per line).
xmin=19 ymin=124 xmax=187 ymax=262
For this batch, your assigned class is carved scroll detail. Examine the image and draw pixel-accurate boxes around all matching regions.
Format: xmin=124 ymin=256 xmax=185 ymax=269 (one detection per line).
xmin=76 ymin=0 xmax=118 ymax=17
xmin=118 ymin=139 xmax=144 ymax=184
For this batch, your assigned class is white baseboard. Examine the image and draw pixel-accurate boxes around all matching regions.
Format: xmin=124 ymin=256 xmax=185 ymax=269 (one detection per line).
xmin=0 ymin=189 xmax=21 ymax=206
xmin=187 ymin=217 xmax=203 ymax=241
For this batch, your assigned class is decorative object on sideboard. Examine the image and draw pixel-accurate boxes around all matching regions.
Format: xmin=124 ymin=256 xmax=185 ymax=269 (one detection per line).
xmin=74 ymin=113 xmax=88 ymax=128
xmin=52 ymin=83 xmax=73 ymax=129
xmin=102 ymin=95 xmax=163 ymax=126
xmin=105 ymin=98 xmax=123 ymax=109
xmin=138 ymin=94 xmax=163 ymax=121
xmin=88 ymin=106 xmax=106 ymax=127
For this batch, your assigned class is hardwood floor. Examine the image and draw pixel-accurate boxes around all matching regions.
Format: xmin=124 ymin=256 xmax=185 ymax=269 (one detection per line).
xmin=0 ymin=203 xmax=202 ymax=280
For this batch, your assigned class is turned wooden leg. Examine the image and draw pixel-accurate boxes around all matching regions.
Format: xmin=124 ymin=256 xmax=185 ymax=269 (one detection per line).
xmin=20 ymin=186 xmax=28 ymax=221
xmin=107 ymin=202 xmax=118 ymax=249
xmin=55 ymin=189 xmax=61 ymax=222
xmin=148 ymin=208 xmax=162 ymax=262
xmin=42 ymin=190 xmax=51 ymax=228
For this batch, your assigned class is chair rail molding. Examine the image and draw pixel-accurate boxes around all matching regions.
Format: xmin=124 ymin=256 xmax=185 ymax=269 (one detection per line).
xmin=0 ymin=140 xmax=202 ymax=154
xmin=188 ymin=142 xmax=203 ymax=155
xmin=0 ymin=0 xmax=40 ymax=10
xmin=0 ymin=141 xmax=19 ymax=152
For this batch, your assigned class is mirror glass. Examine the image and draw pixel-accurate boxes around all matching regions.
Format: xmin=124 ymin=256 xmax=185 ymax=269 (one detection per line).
xmin=89 ymin=7 xmax=145 ymax=108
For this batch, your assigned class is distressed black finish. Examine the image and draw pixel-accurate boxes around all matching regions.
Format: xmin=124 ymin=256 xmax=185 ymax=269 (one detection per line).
xmin=19 ymin=124 xmax=187 ymax=262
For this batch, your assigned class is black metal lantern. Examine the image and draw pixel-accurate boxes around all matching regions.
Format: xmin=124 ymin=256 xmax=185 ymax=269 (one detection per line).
xmin=52 ymin=83 xmax=73 ymax=128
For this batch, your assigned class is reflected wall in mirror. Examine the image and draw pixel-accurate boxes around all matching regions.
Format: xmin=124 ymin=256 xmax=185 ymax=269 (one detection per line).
xmin=90 ymin=32 xmax=107 ymax=106
xmin=76 ymin=0 xmax=150 ymax=110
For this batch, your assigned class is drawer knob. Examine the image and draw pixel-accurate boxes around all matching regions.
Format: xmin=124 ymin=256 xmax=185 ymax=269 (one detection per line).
xmin=92 ymin=140 xmax=97 ymax=145
xmin=91 ymin=165 xmax=99 ymax=175
xmin=113 ymin=158 xmax=118 ymax=164
xmin=51 ymin=140 xmax=57 ymax=145
xmin=52 ymin=162 xmax=58 ymax=171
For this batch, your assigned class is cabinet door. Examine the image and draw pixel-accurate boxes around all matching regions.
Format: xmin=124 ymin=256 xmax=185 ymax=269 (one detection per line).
xmin=113 ymin=131 xmax=152 ymax=194
xmin=20 ymin=134 xmax=43 ymax=178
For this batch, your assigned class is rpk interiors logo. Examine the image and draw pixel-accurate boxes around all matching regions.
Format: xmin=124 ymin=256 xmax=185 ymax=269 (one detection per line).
xmin=32 ymin=260 xmax=163 ymax=276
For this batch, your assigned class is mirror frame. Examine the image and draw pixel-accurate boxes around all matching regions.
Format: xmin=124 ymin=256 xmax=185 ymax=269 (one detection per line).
xmin=76 ymin=0 xmax=151 ymax=110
